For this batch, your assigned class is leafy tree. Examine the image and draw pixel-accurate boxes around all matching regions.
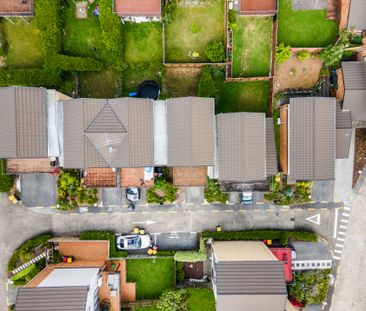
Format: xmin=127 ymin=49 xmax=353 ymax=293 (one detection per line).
xmin=320 ymin=30 xmax=351 ymax=67
xmin=275 ymin=43 xmax=291 ymax=64
xmin=204 ymin=41 xmax=225 ymax=63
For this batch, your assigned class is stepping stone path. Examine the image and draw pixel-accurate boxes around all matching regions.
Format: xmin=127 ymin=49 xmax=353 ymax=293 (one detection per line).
xmin=11 ymin=252 xmax=46 ymax=276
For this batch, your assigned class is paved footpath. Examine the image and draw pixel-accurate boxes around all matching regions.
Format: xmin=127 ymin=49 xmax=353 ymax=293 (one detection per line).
xmin=330 ymin=172 xmax=366 ymax=311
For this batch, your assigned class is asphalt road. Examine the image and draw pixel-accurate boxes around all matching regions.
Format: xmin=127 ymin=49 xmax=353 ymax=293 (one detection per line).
xmin=0 ymin=196 xmax=343 ymax=309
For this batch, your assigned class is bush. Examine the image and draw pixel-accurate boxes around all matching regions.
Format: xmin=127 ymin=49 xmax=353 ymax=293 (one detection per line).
xmin=99 ymin=0 xmax=124 ymax=71
xmin=296 ymin=50 xmax=310 ymax=61
xmin=191 ymin=22 xmax=202 ymax=34
xmin=0 ymin=69 xmax=61 ymax=88
xmin=156 ymin=289 xmax=188 ymax=311
xmin=204 ymin=178 xmax=228 ymax=203
xmin=79 ymin=231 xmax=128 ymax=258
xmin=0 ymin=160 xmax=13 ymax=192
xmin=201 ymin=230 xmax=317 ymax=245
xmin=7 ymin=234 xmax=51 ymax=272
xmin=198 ymin=66 xmax=217 ymax=98
xmin=289 ymin=270 xmax=331 ymax=306
xmin=46 ymin=55 xmax=104 ymax=72
xmin=147 ymin=177 xmax=178 ymax=204
xmin=204 ymin=41 xmax=225 ymax=63
xmin=0 ymin=20 xmax=8 ymax=57
xmin=228 ymin=10 xmax=238 ymax=23
xmin=174 ymin=238 xmax=207 ymax=263
xmin=176 ymin=261 xmax=185 ymax=283
xmin=276 ymin=43 xmax=292 ymax=64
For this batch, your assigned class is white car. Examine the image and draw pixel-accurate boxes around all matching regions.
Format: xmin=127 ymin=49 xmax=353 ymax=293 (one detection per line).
xmin=116 ymin=234 xmax=152 ymax=250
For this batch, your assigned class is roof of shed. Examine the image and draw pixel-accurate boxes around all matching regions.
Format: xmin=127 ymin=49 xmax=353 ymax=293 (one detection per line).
xmin=336 ymin=101 xmax=352 ymax=159
xmin=166 ymin=97 xmax=215 ymax=167
xmin=63 ymin=98 xmax=154 ymax=168
xmin=288 ymin=97 xmax=336 ymax=180
xmin=347 ymin=0 xmax=366 ymax=30
xmin=15 ymin=287 xmax=88 ymax=311
xmin=0 ymin=0 xmax=34 ymax=16
xmin=114 ymin=0 xmax=161 ymax=17
xmin=0 ymin=87 xmax=48 ymax=159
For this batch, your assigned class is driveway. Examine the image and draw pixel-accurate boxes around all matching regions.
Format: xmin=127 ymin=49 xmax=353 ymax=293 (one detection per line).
xmin=20 ymin=173 xmax=57 ymax=207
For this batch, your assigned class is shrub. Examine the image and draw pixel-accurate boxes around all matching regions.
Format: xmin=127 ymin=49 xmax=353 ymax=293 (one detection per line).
xmin=0 ymin=69 xmax=61 ymax=88
xmin=0 ymin=20 xmax=8 ymax=57
xmin=204 ymin=178 xmax=228 ymax=203
xmin=46 ymin=55 xmax=104 ymax=72
xmin=228 ymin=10 xmax=238 ymax=23
xmin=99 ymin=0 xmax=124 ymax=71
xmin=176 ymin=261 xmax=185 ymax=283
xmin=174 ymin=238 xmax=207 ymax=262
xmin=204 ymin=41 xmax=225 ymax=63
xmin=156 ymin=289 xmax=188 ymax=311
xmin=0 ymin=160 xmax=13 ymax=192
xmin=198 ymin=66 xmax=217 ymax=98
xmin=276 ymin=43 xmax=292 ymax=64
xmin=11 ymin=264 xmax=36 ymax=281
xmin=296 ymin=50 xmax=310 ymax=61
xmin=320 ymin=30 xmax=351 ymax=67
xmin=80 ymin=231 xmax=128 ymax=258
xmin=147 ymin=177 xmax=178 ymax=204
xmin=288 ymin=270 xmax=331 ymax=306
xmin=191 ymin=22 xmax=202 ymax=34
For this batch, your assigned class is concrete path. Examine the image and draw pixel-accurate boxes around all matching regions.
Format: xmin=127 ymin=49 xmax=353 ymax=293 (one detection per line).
xmin=330 ymin=172 xmax=366 ymax=311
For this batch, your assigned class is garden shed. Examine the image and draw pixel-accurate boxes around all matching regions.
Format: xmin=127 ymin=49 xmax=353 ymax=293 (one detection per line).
xmin=0 ymin=0 xmax=34 ymax=16
xmin=239 ymin=0 xmax=277 ymax=15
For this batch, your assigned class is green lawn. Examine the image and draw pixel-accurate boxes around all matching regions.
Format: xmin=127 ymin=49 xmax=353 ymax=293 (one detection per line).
xmin=233 ymin=17 xmax=272 ymax=77
xmin=123 ymin=22 xmax=162 ymax=64
xmin=163 ymin=67 xmax=201 ymax=97
xmin=165 ymin=0 xmax=225 ymax=62
xmin=62 ymin=2 xmax=108 ymax=62
xmin=80 ymin=70 xmax=122 ymax=98
xmin=123 ymin=64 xmax=162 ymax=96
xmin=126 ymin=258 xmax=175 ymax=300
xmin=216 ymin=80 xmax=270 ymax=114
xmin=3 ymin=18 xmax=44 ymax=68
xmin=278 ymin=0 xmax=338 ymax=47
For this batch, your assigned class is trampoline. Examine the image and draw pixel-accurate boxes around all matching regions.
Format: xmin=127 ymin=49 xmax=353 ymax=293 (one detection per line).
xmin=137 ymin=80 xmax=160 ymax=100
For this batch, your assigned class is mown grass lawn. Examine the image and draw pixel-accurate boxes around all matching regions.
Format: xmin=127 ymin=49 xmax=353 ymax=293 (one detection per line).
xmin=123 ymin=22 xmax=162 ymax=64
xmin=233 ymin=16 xmax=272 ymax=77
xmin=163 ymin=66 xmax=201 ymax=97
xmin=216 ymin=80 xmax=270 ymax=114
xmin=62 ymin=2 xmax=108 ymax=61
xmin=126 ymin=258 xmax=175 ymax=300
xmin=3 ymin=18 xmax=44 ymax=68
xmin=278 ymin=0 xmax=338 ymax=47
xmin=165 ymin=0 xmax=225 ymax=62
xmin=80 ymin=70 xmax=122 ymax=98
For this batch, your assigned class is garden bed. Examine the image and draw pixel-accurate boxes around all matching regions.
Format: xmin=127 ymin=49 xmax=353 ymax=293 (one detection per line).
xmin=80 ymin=70 xmax=122 ymax=98
xmin=163 ymin=66 xmax=201 ymax=97
xmin=353 ymin=129 xmax=366 ymax=187
xmin=278 ymin=0 xmax=338 ymax=47
xmin=164 ymin=0 xmax=225 ymax=63
xmin=183 ymin=261 xmax=203 ymax=279
xmin=126 ymin=258 xmax=175 ymax=299
xmin=232 ymin=16 xmax=272 ymax=77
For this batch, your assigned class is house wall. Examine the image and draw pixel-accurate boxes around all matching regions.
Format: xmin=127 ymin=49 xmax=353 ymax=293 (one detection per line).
xmin=279 ymin=105 xmax=288 ymax=174
xmin=87 ymin=272 xmax=100 ymax=311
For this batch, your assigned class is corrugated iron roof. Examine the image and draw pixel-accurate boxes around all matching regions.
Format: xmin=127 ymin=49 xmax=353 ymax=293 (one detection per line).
xmin=336 ymin=101 xmax=352 ymax=159
xmin=167 ymin=97 xmax=215 ymax=166
xmin=15 ymin=286 xmax=88 ymax=311
xmin=266 ymin=118 xmax=278 ymax=176
xmin=0 ymin=87 xmax=47 ymax=159
xmin=347 ymin=0 xmax=366 ymax=30
xmin=215 ymin=261 xmax=287 ymax=295
xmin=288 ymin=97 xmax=335 ymax=180
xmin=217 ymin=112 xmax=267 ymax=182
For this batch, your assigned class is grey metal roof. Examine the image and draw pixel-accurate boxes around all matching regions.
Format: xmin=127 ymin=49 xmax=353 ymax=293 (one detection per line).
xmin=215 ymin=261 xmax=287 ymax=295
xmin=0 ymin=87 xmax=48 ymax=159
xmin=166 ymin=97 xmax=215 ymax=166
xmin=15 ymin=286 xmax=88 ymax=311
xmin=342 ymin=62 xmax=366 ymax=121
xmin=336 ymin=101 xmax=352 ymax=159
xmin=290 ymin=241 xmax=332 ymax=261
xmin=63 ymin=98 xmax=154 ymax=168
xmin=217 ymin=113 xmax=267 ymax=182
xmin=288 ymin=97 xmax=335 ymax=181
xmin=347 ymin=0 xmax=366 ymax=30
xmin=266 ymin=118 xmax=278 ymax=176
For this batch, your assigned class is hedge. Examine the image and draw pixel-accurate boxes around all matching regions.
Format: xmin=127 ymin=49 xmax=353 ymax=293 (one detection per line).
xmin=174 ymin=238 xmax=207 ymax=262
xmin=46 ymin=55 xmax=104 ymax=72
xmin=0 ymin=69 xmax=61 ymax=88
xmin=99 ymin=0 xmax=124 ymax=71
xmin=7 ymin=234 xmax=51 ymax=272
xmin=79 ymin=231 xmax=128 ymax=258
xmin=201 ymin=230 xmax=317 ymax=245
xmin=0 ymin=160 xmax=13 ymax=193
xmin=198 ymin=66 xmax=217 ymax=98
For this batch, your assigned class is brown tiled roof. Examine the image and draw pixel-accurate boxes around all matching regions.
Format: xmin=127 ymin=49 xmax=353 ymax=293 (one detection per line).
xmin=288 ymin=97 xmax=336 ymax=180
xmin=342 ymin=61 xmax=366 ymax=121
xmin=173 ymin=166 xmax=207 ymax=187
xmin=63 ymin=98 xmax=154 ymax=168
xmin=0 ymin=0 xmax=34 ymax=16
xmin=167 ymin=97 xmax=215 ymax=167
xmin=0 ymin=87 xmax=47 ymax=159
xmin=114 ymin=0 xmax=161 ymax=17
xmin=217 ymin=112 xmax=267 ymax=182
xmin=84 ymin=168 xmax=117 ymax=187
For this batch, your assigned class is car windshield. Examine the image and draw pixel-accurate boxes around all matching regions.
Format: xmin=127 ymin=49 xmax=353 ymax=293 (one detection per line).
xmin=127 ymin=236 xmax=141 ymax=248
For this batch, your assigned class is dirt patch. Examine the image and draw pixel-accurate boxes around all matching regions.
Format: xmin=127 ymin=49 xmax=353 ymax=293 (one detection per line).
xmin=163 ymin=67 xmax=201 ymax=97
xmin=184 ymin=261 xmax=204 ymax=279
xmin=274 ymin=53 xmax=323 ymax=93
xmin=353 ymin=129 xmax=366 ymax=187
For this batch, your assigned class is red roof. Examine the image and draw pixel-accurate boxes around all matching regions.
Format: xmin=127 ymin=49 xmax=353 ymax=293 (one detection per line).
xmin=270 ymin=248 xmax=293 ymax=282
xmin=239 ymin=0 xmax=276 ymax=14
xmin=114 ymin=0 xmax=161 ymax=17
xmin=0 ymin=0 xmax=34 ymax=16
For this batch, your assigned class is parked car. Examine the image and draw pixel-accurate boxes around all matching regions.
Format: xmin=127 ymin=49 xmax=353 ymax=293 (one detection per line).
xmin=239 ymin=191 xmax=253 ymax=205
xmin=116 ymin=234 xmax=152 ymax=250
xmin=126 ymin=187 xmax=140 ymax=203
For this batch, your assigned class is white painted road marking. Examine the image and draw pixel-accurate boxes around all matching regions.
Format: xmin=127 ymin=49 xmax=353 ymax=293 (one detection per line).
xmin=340 ymin=225 xmax=348 ymax=230
xmin=341 ymin=219 xmax=349 ymax=223
xmin=338 ymin=231 xmax=346 ymax=236
xmin=334 ymin=249 xmax=343 ymax=254
xmin=344 ymin=206 xmax=351 ymax=211
xmin=342 ymin=212 xmax=350 ymax=217
xmin=333 ymin=208 xmax=338 ymax=238
xmin=335 ymin=244 xmax=344 ymax=248
xmin=337 ymin=237 xmax=345 ymax=242
xmin=333 ymin=256 xmax=341 ymax=260
xmin=306 ymin=213 xmax=321 ymax=225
